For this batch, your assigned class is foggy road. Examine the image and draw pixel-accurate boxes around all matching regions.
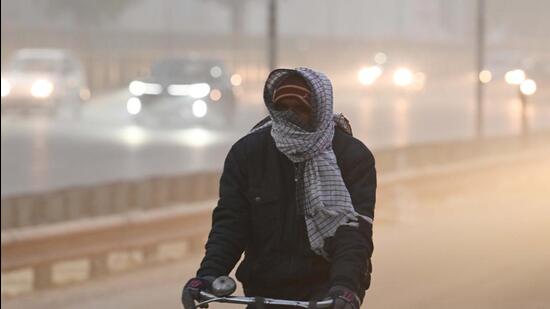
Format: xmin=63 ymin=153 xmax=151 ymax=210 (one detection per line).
xmin=3 ymin=148 xmax=549 ymax=309
xmin=1 ymin=91 xmax=267 ymax=197
xmin=3 ymin=84 xmax=550 ymax=198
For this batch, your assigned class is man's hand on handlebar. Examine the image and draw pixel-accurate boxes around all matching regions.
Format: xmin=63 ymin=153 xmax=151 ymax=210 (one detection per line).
xmin=182 ymin=276 xmax=336 ymax=309
xmin=182 ymin=276 xmax=216 ymax=308
xmin=326 ymin=286 xmax=361 ymax=309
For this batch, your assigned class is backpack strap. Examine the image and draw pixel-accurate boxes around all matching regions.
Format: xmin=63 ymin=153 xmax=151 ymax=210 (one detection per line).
xmin=334 ymin=113 xmax=353 ymax=136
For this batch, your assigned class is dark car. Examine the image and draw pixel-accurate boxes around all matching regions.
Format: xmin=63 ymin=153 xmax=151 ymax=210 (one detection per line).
xmin=126 ymin=58 xmax=237 ymax=127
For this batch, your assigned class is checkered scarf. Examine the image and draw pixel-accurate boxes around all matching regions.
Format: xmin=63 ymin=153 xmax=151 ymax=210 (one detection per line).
xmin=250 ymin=68 xmax=372 ymax=259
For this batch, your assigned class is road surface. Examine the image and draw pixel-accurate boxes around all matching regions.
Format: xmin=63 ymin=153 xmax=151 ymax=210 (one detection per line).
xmin=2 ymin=83 xmax=550 ymax=197
xmin=3 ymin=148 xmax=549 ymax=309
xmin=1 ymin=90 xmax=267 ymax=197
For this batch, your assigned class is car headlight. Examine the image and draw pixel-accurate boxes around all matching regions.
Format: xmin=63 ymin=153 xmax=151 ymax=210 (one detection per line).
xmin=520 ymin=79 xmax=537 ymax=96
xmin=129 ymin=81 xmax=162 ymax=96
xmin=393 ymin=68 xmax=414 ymax=87
xmin=129 ymin=81 xmax=145 ymax=96
xmin=1 ymin=79 xmax=12 ymax=97
xmin=167 ymin=83 xmax=211 ymax=99
xmin=31 ymin=79 xmax=54 ymax=98
xmin=127 ymin=97 xmax=142 ymax=115
xmin=358 ymin=66 xmax=383 ymax=86
xmin=192 ymin=100 xmax=208 ymax=118
xmin=189 ymin=83 xmax=211 ymax=99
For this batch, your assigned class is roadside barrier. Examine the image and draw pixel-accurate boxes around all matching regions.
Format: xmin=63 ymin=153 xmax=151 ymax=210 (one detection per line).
xmin=2 ymin=131 xmax=548 ymax=230
xmin=1 ymin=201 xmax=213 ymax=296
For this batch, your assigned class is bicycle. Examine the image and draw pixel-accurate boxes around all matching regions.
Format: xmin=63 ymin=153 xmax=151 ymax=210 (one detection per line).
xmin=182 ymin=276 xmax=334 ymax=309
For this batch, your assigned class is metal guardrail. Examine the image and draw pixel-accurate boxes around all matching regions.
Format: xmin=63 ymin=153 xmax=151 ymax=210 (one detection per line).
xmin=1 ymin=202 xmax=213 ymax=296
xmin=1 ymin=172 xmax=221 ymax=230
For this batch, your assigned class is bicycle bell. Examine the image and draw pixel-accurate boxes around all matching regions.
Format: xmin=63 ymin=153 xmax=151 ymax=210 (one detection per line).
xmin=211 ymin=276 xmax=236 ymax=297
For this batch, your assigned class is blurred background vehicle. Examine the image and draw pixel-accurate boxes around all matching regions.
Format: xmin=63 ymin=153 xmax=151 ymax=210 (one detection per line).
xmin=126 ymin=58 xmax=237 ymax=127
xmin=1 ymin=48 xmax=90 ymax=116
xmin=357 ymin=53 xmax=426 ymax=92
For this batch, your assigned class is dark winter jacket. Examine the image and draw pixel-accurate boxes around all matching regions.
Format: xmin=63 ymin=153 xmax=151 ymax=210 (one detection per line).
xmin=196 ymin=124 xmax=376 ymax=301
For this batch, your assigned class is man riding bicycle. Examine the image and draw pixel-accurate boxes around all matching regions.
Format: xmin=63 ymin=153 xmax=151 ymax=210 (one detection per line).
xmin=184 ymin=68 xmax=376 ymax=309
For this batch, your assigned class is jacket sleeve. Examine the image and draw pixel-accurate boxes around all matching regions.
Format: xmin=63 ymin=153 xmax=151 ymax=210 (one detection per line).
xmin=196 ymin=146 xmax=250 ymax=278
xmin=329 ymin=141 xmax=376 ymax=299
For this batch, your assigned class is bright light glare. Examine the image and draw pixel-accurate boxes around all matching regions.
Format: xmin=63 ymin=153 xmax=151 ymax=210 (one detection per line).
xmin=119 ymin=125 xmax=148 ymax=146
xmin=505 ymin=69 xmax=526 ymax=85
xmin=479 ymin=70 xmax=492 ymax=83
xmin=176 ymin=128 xmax=217 ymax=147
xmin=189 ymin=83 xmax=211 ymax=99
xmin=393 ymin=68 xmax=413 ymax=87
xmin=31 ymin=79 xmax=54 ymax=98
xmin=1 ymin=79 xmax=11 ymax=97
xmin=230 ymin=74 xmax=243 ymax=86
xmin=129 ymin=81 xmax=162 ymax=96
xmin=358 ymin=66 xmax=383 ymax=85
xmin=126 ymin=97 xmax=142 ymax=115
xmin=129 ymin=81 xmax=145 ymax=96
xmin=192 ymin=100 xmax=208 ymax=118
xmin=210 ymin=66 xmax=222 ymax=78
xmin=209 ymin=89 xmax=222 ymax=101
xmin=520 ymin=79 xmax=537 ymax=96
xmin=167 ymin=83 xmax=211 ymax=98
xmin=374 ymin=52 xmax=387 ymax=65
xmin=167 ymin=85 xmax=186 ymax=96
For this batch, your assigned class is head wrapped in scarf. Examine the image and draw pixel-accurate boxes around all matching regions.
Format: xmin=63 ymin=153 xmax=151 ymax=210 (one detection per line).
xmin=250 ymin=67 xmax=370 ymax=259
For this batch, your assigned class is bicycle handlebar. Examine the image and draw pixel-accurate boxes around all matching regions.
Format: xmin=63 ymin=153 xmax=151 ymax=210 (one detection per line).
xmin=181 ymin=276 xmax=334 ymax=309
xmin=184 ymin=291 xmax=334 ymax=309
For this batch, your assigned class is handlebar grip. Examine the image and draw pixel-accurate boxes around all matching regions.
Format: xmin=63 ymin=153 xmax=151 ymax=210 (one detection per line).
xmin=181 ymin=289 xmax=196 ymax=309
xmin=254 ymin=296 xmax=266 ymax=309
xmin=308 ymin=300 xmax=318 ymax=309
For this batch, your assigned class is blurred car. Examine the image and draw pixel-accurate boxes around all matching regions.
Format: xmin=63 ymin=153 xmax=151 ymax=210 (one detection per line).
xmin=357 ymin=53 xmax=426 ymax=92
xmin=1 ymin=48 xmax=89 ymax=115
xmin=127 ymin=58 xmax=237 ymax=127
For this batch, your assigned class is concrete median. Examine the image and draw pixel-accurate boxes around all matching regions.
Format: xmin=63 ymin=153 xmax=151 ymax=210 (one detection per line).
xmin=1 ymin=172 xmax=222 ymax=230
xmin=1 ymin=201 xmax=214 ymax=296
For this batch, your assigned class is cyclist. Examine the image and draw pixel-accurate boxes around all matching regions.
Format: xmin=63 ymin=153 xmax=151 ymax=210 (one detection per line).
xmin=184 ymin=68 xmax=376 ymax=309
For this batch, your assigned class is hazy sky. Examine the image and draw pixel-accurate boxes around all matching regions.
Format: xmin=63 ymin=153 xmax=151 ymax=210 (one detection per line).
xmin=1 ymin=0 xmax=548 ymax=47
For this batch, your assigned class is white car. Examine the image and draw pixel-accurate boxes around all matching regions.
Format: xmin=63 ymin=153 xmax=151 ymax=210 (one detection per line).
xmin=1 ymin=49 xmax=90 ymax=115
